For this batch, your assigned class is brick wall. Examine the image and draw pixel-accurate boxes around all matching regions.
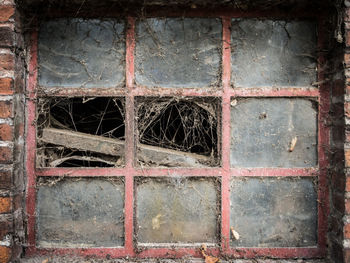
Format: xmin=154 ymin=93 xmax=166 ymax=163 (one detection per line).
xmin=0 ymin=0 xmax=25 ymax=263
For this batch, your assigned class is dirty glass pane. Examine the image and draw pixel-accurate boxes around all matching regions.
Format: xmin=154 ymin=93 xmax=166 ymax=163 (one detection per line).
xmin=136 ymin=97 xmax=220 ymax=167
xmin=230 ymin=177 xmax=317 ymax=247
xmin=135 ymin=18 xmax=222 ymax=88
xmin=39 ymin=19 xmax=125 ymax=87
xmin=136 ymin=177 xmax=219 ymax=244
xmin=231 ymin=19 xmax=317 ymax=87
xmin=36 ymin=178 xmax=124 ymax=247
xmin=230 ymin=98 xmax=317 ymax=167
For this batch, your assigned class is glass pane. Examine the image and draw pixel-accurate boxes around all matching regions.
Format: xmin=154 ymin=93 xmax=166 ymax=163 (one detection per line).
xmin=135 ymin=18 xmax=222 ymax=88
xmin=231 ymin=19 xmax=317 ymax=87
xmin=230 ymin=98 xmax=317 ymax=167
xmin=36 ymin=178 xmax=125 ymax=247
xmin=230 ymin=177 xmax=317 ymax=247
xmin=39 ymin=19 xmax=125 ymax=87
xmin=136 ymin=177 xmax=220 ymax=244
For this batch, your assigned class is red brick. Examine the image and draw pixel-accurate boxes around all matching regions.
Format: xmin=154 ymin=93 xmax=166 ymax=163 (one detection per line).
xmin=345 ymin=149 xmax=350 ymax=167
xmin=346 ymin=130 xmax=350 ymax=143
xmin=0 ymin=101 xmax=12 ymax=118
xmin=346 ymin=223 xmax=350 ymax=239
xmin=346 ymin=102 xmax=350 ymax=118
xmin=0 ymin=6 xmax=14 ymax=22
xmin=346 ymin=9 xmax=350 ymax=22
xmin=0 ymin=53 xmax=13 ymax=71
xmin=346 ymin=176 xmax=350 ymax=192
xmin=0 ymin=124 xmax=12 ymax=141
xmin=0 ymin=197 xmax=11 ymax=213
xmin=346 ymin=199 xmax=350 ymax=215
xmin=0 ymin=78 xmax=13 ymax=95
xmin=0 ymin=27 xmax=14 ymax=48
xmin=347 ymin=31 xmax=350 ymax=47
xmin=346 ymin=54 xmax=350 ymax=68
xmin=0 ymin=246 xmax=11 ymax=263
xmin=346 ymin=248 xmax=350 ymax=263
xmin=0 ymin=147 xmax=12 ymax=163
xmin=0 ymin=170 xmax=11 ymax=189
xmin=0 ymin=220 xmax=12 ymax=240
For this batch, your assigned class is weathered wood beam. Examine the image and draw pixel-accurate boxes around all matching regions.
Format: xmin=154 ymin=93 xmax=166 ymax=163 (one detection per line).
xmin=41 ymin=128 xmax=211 ymax=166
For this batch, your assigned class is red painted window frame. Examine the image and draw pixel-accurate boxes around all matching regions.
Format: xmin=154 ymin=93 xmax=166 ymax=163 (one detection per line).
xmin=25 ymin=9 xmax=330 ymax=259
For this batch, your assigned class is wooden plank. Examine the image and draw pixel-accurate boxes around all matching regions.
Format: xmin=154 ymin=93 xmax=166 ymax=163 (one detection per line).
xmin=41 ymin=128 xmax=124 ymax=156
xmin=41 ymin=128 xmax=211 ymax=166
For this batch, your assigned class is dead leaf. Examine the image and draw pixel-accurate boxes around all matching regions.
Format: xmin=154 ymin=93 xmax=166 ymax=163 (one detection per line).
xmin=230 ymin=226 xmax=240 ymax=240
xmin=200 ymin=244 xmax=219 ymax=263
xmin=289 ymin=137 xmax=298 ymax=152
xmin=152 ymin=214 xmax=163 ymax=230
xmin=42 ymin=259 xmax=49 ymax=263
xmin=205 ymin=255 xmax=220 ymax=263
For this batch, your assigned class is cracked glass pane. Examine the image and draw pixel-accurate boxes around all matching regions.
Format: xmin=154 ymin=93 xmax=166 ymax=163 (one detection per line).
xmin=231 ymin=19 xmax=317 ymax=87
xmin=136 ymin=177 xmax=220 ymax=244
xmin=39 ymin=19 xmax=125 ymax=87
xmin=36 ymin=178 xmax=125 ymax=247
xmin=230 ymin=177 xmax=317 ymax=247
xmin=135 ymin=18 xmax=222 ymax=88
xmin=230 ymin=98 xmax=317 ymax=167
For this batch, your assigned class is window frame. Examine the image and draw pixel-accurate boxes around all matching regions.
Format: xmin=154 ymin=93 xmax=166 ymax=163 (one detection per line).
xmin=25 ymin=10 xmax=329 ymax=259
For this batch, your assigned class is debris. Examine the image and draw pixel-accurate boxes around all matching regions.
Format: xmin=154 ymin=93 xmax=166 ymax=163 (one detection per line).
xmin=288 ymin=136 xmax=298 ymax=152
xmin=200 ymin=244 xmax=219 ymax=263
xmin=42 ymin=259 xmax=49 ymax=263
xmin=231 ymin=99 xmax=237 ymax=107
xmin=230 ymin=226 xmax=240 ymax=240
xmin=41 ymin=128 xmax=211 ymax=167
xmin=152 ymin=214 xmax=163 ymax=230
xmin=259 ymin=112 xmax=267 ymax=119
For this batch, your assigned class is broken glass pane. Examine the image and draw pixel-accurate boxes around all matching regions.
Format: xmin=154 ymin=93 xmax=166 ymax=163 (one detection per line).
xmin=36 ymin=97 xmax=125 ymax=167
xmin=36 ymin=178 xmax=124 ymax=247
xmin=135 ymin=18 xmax=222 ymax=88
xmin=136 ymin=177 xmax=220 ymax=244
xmin=231 ymin=19 xmax=317 ymax=87
xmin=39 ymin=19 xmax=125 ymax=87
xmin=230 ymin=177 xmax=317 ymax=247
xmin=136 ymin=97 xmax=220 ymax=167
xmin=230 ymin=98 xmax=317 ymax=167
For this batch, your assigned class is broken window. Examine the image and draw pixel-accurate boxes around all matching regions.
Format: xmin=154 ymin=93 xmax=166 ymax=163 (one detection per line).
xmin=37 ymin=97 xmax=125 ymax=167
xmin=136 ymin=97 xmax=220 ymax=167
xmin=26 ymin=14 xmax=326 ymax=259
